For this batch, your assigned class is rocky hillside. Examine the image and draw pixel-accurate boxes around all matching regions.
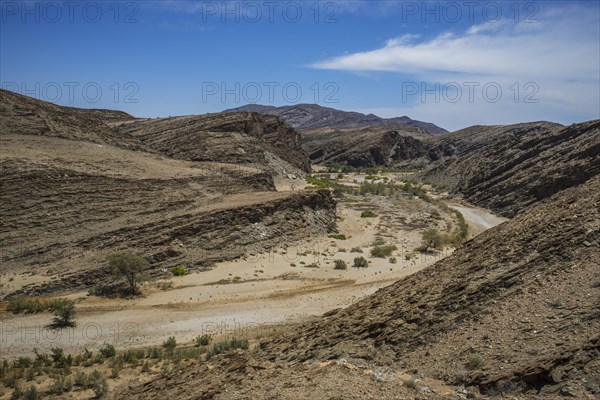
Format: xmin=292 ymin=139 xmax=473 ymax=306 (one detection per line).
xmin=225 ymin=103 xmax=448 ymax=135
xmin=423 ymin=120 xmax=600 ymax=217
xmin=0 ymin=91 xmax=333 ymax=298
xmin=120 ymin=174 xmax=600 ymax=400
xmin=303 ymin=125 xmax=439 ymax=167
xmin=115 ymin=111 xmax=310 ymax=174
xmin=427 ymin=122 xmax=563 ymax=158
xmin=0 ymin=89 xmax=141 ymax=149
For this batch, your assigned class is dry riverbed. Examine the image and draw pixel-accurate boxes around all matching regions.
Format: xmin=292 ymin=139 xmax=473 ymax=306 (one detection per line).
xmin=1 ymin=174 xmax=505 ymax=359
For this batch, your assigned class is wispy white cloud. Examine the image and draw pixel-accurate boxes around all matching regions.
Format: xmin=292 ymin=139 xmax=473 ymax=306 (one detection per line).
xmin=310 ymin=5 xmax=599 ymax=129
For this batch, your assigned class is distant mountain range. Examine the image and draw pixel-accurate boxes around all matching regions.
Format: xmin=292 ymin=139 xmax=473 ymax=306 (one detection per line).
xmin=224 ymin=104 xmax=448 ymax=135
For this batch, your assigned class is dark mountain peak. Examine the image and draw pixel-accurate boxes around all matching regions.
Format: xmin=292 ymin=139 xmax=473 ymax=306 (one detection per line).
xmin=224 ymin=103 xmax=448 ymax=135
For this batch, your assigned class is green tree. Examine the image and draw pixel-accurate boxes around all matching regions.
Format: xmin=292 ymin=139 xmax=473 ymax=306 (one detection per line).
xmin=51 ymin=299 xmax=76 ymax=328
xmin=421 ymin=228 xmax=444 ymax=252
xmin=108 ymin=252 xmax=149 ymax=295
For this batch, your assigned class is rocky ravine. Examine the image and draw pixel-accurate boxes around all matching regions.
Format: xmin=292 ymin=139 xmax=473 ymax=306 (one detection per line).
xmin=120 ymin=173 xmax=600 ymax=400
xmin=302 ymin=125 xmax=439 ymax=167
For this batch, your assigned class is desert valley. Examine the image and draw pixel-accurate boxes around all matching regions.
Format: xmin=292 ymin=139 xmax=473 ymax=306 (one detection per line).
xmin=0 ymin=88 xmax=598 ymax=399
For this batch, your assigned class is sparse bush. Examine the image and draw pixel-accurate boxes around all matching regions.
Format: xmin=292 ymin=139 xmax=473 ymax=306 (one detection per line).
xmin=162 ymin=337 xmax=177 ymax=354
xmin=548 ymin=299 xmax=562 ymax=308
xmin=92 ymin=377 xmax=108 ymax=398
xmin=88 ymin=282 xmax=123 ymax=298
xmin=352 ymin=257 xmax=368 ymax=268
xmin=304 ymin=263 xmax=319 ymax=268
xmin=74 ymin=371 xmax=87 ymax=388
xmin=7 ymin=298 xmax=49 ymax=314
xmin=171 ymin=266 xmax=187 ymax=276
xmin=195 ymin=334 xmax=212 ymax=346
xmin=99 ymin=343 xmax=116 ymax=359
xmin=10 ymin=385 xmax=22 ymax=400
xmin=13 ymin=357 xmax=32 ymax=369
xmin=141 ymin=361 xmax=151 ymax=373
xmin=328 ymin=233 xmax=347 ymax=240
xmin=50 ymin=299 xmax=76 ymax=327
xmin=23 ymin=385 xmax=40 ymax=400
xmin=206 ymin=338 xmax=248 ymax=359
xmin=360 ymin=210 xmax=378 ymax=218
xmin=389 ymin=257 xmax=397 ymax=264
xmin=465 ymin=354 xmax=484 ymax=370
xmin=370 ymin=245 xmax=397 ymax=258
xmin=305 ymin=176 xmax=329 ymax=189
xmin=333 ymin=260 xmax=347 ymax=270
xmin=110 ymin=365 xmax=120 ymax=379
xmin=49 ymin=375 xmax=70 ymax=394
xmin=403 ymin=377 xmax=417 ymax=389
xmin=109 ymin=252 xmax=149 ymax=295
xmin=372 ymin=237 xmax=385 ymax=246
xmin=350 ymin=247 xmax=363 ymax=253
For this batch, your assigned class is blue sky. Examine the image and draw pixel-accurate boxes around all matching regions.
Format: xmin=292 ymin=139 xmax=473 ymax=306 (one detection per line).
xmin=1 ymin=0 xmax=599 ymax=130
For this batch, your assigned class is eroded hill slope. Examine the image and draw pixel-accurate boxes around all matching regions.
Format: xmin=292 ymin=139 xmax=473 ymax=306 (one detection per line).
xmin=423 ymin=120 xmax=600 ymax=217
xmin=0 ymin=91 xmax=333 ymax=298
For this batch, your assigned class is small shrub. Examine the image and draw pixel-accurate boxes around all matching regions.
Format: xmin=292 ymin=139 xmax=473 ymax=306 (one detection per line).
xmin=333 ymin=260 xmax=347 ymax=270
xmin=74 ymin=371 xmax=87 ymax=388
xmin=99 ymin=343 xmax=116 ymax=359
xmin=141 ymin=361 xmax=151 ymax=373
xmin=206 ymin=338 xmax=248 ymax=359
xmin=23 ymin=385 xmax=40 ymax=400
xmin=162 ymin=337 xmax=177 ymax=354
xmin=92 ymin=378 xmax=108 ymax=398
xmin=195 ymin=334 xmax=212 ymax=346
xmin=4 ymin=373 xmax=18 ymax=389
xmin=110 ymin=365 xmax=120 ymax=379
xmin=548 ymin=299 xmax=562 ymax=308
xmin=171 ymin=266 xmax=187 ymax=276
xmin=49 ymin=375 xmax=69 ymax=394
xmin=353 ymin=257 xmax=368 ymax=268
xmin=360 ymin=210 xmax=378 ymax=218
xmin=350 ymin=247 xmax=363 ymax=253
xmin=403 ymin=377 xmax=417 ymax=389
xmin=465 ymin=354 xmax=484 ymax=370
xmin=14 ymin=357 xmax=32 ymax=369
xmin=88 ymin=282 xmax=123 ymax=298
xmin=304 ymin=263 xmax=320 ymax=268
xmin=328 ymin=234 xmax=347 ymax=240
xmin=7 ymin=297 xmax=49 ymax=314
xmin=370 ymin=245 xmax=398 ymax=258
xmin=305 ymin=176 xmax=329 ymax=188
xmin=389 ymin=257 xmax=397 ymax=264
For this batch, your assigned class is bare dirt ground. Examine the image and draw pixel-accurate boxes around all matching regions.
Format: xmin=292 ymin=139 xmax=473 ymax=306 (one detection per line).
xmin=1 ymin=173 xmax=505 ymax=359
